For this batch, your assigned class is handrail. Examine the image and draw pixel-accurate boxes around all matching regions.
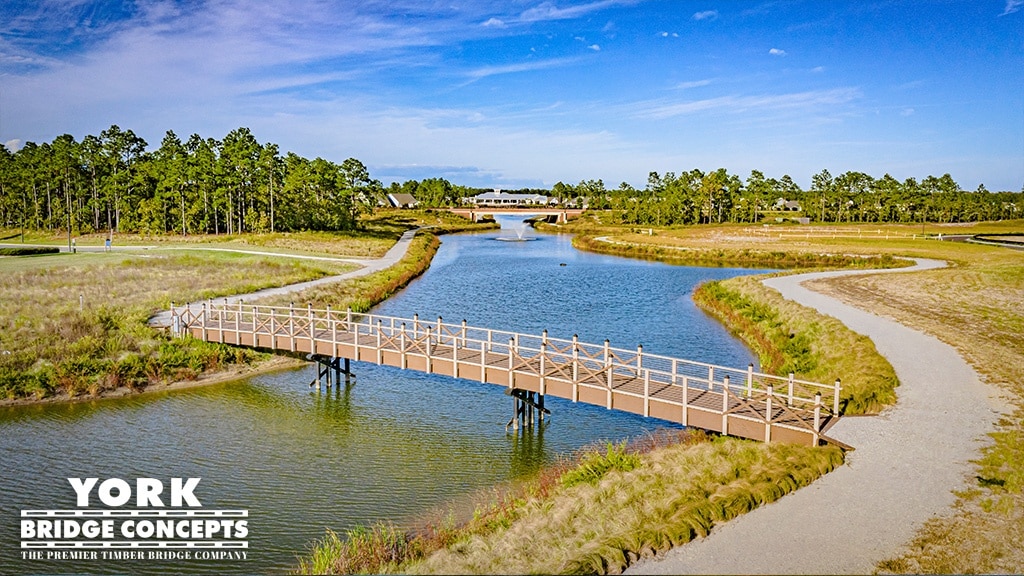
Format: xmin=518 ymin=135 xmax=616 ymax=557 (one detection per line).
xmin=172 ymin=302 xmax=841 ymax=417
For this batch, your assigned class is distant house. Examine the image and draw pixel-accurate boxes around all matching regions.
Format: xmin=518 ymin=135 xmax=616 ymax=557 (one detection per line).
xmin=773 ymin=198 xmax=802 ymax=211
xmin=387 ymin=193 xmax=418 ymax=208
xmin=471 ymin=190 xmax=551 ymax=207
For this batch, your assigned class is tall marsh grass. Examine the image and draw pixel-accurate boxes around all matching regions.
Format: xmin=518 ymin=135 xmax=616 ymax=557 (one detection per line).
xmin=694 ymin=276 xmax=898 ymax=415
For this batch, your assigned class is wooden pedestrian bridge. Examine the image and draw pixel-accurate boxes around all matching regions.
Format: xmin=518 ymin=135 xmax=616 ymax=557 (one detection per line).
xmin=169 ymin=302 xmax=843 ymax=447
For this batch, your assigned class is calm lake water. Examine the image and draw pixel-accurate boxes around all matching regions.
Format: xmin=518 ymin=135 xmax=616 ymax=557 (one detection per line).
xmin=0 ymin=218 xmax=759 ymax=574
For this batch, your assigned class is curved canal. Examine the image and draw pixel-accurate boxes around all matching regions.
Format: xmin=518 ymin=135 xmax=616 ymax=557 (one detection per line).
xmin=0 ymin=219 xmax=759 ymax=574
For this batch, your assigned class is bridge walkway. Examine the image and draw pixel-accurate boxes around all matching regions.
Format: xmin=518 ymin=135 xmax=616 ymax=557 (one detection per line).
xmin=171 ymin=302 xmax=842 ymax=447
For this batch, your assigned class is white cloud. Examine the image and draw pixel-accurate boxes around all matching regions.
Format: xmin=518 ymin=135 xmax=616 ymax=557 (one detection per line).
xmin=588 ymin=44 xmax=601 ymax=51
xmin=692 ymin=10 xmax=718 ymax=21
xmin=519 ymin=1 xmax=628 ymax=23
xmin=659 ymin=31 xmax=679 ymax=38
xmin=4 ymin=139 xmax=22 ymax=152
xmin=900 ymin=108 xmax=915 ymax=117
xmin=631 ymin=88 xmax=861 ymax=119
xmin=676 ymin=79 xmax=713 ymax=89
xmin=811 ymin=66 xmax=825 ymax=73
xmin=1000 ymin=0 xmax=1023 ymax=16
xmin=769 ymin=48 xmax=786 ymax=56
xmin=481 ymin=17 xmax=506 ymax=28
xmin=465 ymin=57 xmax=581 ymax=81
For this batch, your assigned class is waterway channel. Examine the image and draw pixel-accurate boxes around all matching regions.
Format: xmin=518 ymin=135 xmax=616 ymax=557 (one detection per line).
xmin=0 ymin=218 xmax=759 ymax=574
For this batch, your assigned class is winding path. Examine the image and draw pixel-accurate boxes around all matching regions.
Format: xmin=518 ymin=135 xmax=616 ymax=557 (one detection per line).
xmin=149 ymin=229 xmax=417 ymax=327
xmin=629 ymin=258 xmax=1006 ymax=574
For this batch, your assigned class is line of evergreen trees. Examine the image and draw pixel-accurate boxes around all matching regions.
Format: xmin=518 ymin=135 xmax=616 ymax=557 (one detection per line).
xmin=2 ymin=125 xmax=1020 ymax=236
xmin=0 ymin=125 xmax=382 ymax=236
xmin=546 ymin=170 xmax=1021 ymax=226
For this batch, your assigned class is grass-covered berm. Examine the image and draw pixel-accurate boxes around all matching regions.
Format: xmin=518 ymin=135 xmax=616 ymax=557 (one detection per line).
xmin=299 ymin=431 xmax=844 ymax=575
xmin=0 ymin=210 xmax=495 ymax=403
xmin=558 ymin=217 xmax=1024 ymax=574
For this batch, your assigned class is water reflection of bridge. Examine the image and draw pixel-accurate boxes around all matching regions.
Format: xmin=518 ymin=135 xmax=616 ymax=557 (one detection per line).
xmin=171 ymin=303 xmax=843 ymax=447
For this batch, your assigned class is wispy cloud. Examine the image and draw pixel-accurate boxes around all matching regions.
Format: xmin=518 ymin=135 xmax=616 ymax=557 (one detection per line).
xmin=1000 ymin=0 xmax=1023 ymax=15
xmin=692 ymin=10 xmax=719 ymax=21
xmin=675 ymin=79 xmax=713 ymax=89
xmin=660 ymin=31 xmax=680 ymax=38
xmin=465 ymin=56 xmax=582 ymax=81
xmin=519 ymin=1 xmax=631 ymax=23
xmin=481 ymin=17 xmax=506 ymax=28
xmin=769 ymin=48 xmax=786 ymax=56
xmin=631 ymin=88 xmax=861 ymax=119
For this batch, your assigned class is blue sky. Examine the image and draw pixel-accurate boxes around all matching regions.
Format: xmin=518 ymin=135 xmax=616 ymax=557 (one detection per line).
xmin=1 ymin=0 xmax=1022 ymax=190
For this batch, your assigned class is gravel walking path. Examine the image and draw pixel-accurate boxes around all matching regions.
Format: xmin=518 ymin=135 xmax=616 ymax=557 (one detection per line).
xmin=629 ymin=258 xmax=1006 ymax=574
xmin=149 ymin=229 xmax=417 ymax=327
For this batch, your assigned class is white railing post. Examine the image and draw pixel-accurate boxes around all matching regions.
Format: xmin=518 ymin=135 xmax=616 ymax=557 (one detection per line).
xmin=479 ymin=334 xmax=487 ymax=383
xmin=376 ymin=320 xmax=383 ymax=364
xmin=765 ymin=385 xmax=774 ymax=443
xmin=721 ymin=375 xmax=730 ymax=435
xmin=681 ymin=375 xmax=689 ymax=426
xmin=636 ymin=344 xmax=643 ymax=377
xmin=487 ymin=329 xmax=493 ymax=352
xmin=539 ymin=342 xmax=547 ymax=395
xmin=346 ymin=307 xmax=353 ymax=332
xmin=813 ymin=393 xmax=822 ymax=445
xmin=708 ymin=366 xmax=715 ymax=391
xmin=400 ymin=323 xmax=407 ymax=369
xmin=436 ymin=317 xmax=444 ymax=347
xmin=643 ymin=369 xmax=650 ymax=417
xmin=252 ymin=306 xmax=258 ymax=345
xmin=413 ymin=313 xmax=419 ymax=340
xmin=327 ymin=305 xmax=336 ymax=345
xmin=605 ymin=339 xmax=613 ymax=410
xmin=288 ymin=302 xmax=296 ymax=352
xmin=788 ymin=373 xmax=795 ymax=406
xmin=461 ymin=320 xmax=468 ymax=349
xmin=507 ymin=337 xmax=515 ymax=389
xmin=570 ymin=335 xmax=579 ymax=402
xmin=572 ymin=335 xmax=580 ymax=383
xmin=834 ymin=378 xmax=842 ymax=415
xmin=746 ymin=364 xmax=754 ymax=397
xmin=307 ymin=303 xmax=314 ymax=347
xmin=269 ymin=309 xmax=276 ymax=348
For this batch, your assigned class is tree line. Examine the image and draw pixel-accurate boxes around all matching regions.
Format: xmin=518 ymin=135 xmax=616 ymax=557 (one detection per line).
xmin=2 ymin=125 xmax=1020 ymax=236
xmin=389 ymin=171 xmax=1020 ymax=226
xmin=0 ymin=125 xmax=382 ymax=236
xmin=546 ymin=170 xmax=1021 ymax=226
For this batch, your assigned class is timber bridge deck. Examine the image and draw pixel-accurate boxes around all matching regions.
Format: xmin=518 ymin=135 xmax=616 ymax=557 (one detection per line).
xmin=170 ymin=302 xmax=842 ymax=447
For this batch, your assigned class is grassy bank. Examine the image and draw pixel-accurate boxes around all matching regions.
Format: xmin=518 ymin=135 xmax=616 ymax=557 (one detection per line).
xmin=256 ymin=231 xmax=441 ymax=311
xmin=299 ymin=432 xmax=844 ymax=575
xmin=694 ymin=276 xmax=898 ymax=415
xmin=572 ymin=233 xmax=905 ymax=270
xmin=0 ymin=250 xmax=347 ymax=401
xmin=0 ymin=211 xmax=493 ymax=403
xmin=560 ymin=217 xmax=1024 ymax=573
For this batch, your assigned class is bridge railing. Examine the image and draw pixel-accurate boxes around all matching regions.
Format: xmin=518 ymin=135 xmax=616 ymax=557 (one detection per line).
xmin=172 ymin=302 xmax=840 ymax=416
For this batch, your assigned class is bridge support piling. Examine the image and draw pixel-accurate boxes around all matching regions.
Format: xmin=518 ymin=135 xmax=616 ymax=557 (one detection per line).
xmin=310 ymin=355 xmax=354 ymax=389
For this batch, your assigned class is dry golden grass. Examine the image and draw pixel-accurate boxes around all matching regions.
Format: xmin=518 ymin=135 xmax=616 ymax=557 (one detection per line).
xmin=407 ymin=437 xmax=843 ymax=575
xmin=561 ymin=218 xmax=1024 ymax=574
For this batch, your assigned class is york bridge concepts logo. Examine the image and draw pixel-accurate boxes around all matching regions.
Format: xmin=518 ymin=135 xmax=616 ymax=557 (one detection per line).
xmin=20 ymin=477 xmax=248 ymax=564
